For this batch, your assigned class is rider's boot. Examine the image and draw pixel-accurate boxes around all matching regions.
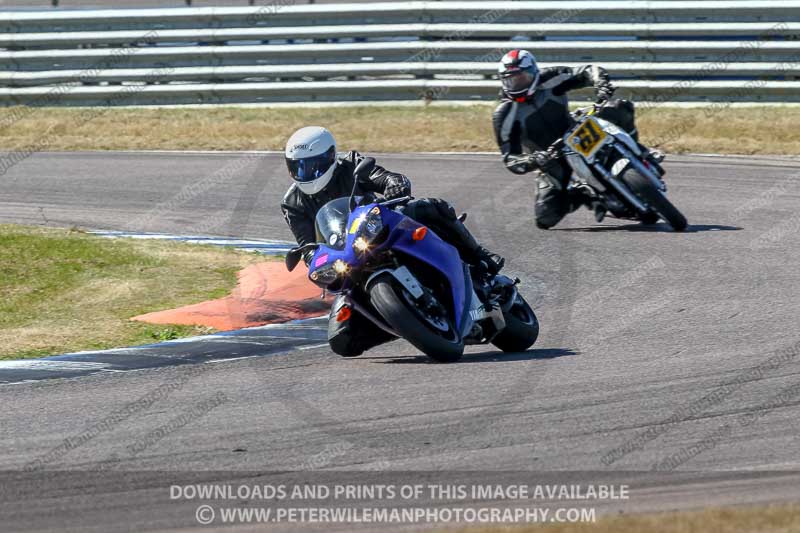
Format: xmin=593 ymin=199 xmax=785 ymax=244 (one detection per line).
xmin=637 ymin=143 xmax=666 ymax=175
xmin=447 ymin=217 xmax=505 ymax=276
xmin=568 ymin=183 xmax=607 ymax=223
xmin=476 ymin=247 xmax=506 ymax=276
xmin=639 ymin=144 xmax=666 ymax=164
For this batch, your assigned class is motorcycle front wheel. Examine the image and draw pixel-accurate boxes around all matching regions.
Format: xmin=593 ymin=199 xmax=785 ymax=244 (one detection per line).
xmin=621 ymin=167 xmax=688 ymax=231
xmin=369 ymin=274 xmax=464 ymax=363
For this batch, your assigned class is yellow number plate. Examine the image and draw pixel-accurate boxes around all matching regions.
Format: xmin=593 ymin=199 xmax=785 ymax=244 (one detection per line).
xmin=567 ymin=117 xmax=607 ymax=159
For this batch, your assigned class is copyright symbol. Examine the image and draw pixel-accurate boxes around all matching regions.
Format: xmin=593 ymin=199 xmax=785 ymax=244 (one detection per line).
xmin=196 ymin=505 xmax=215 ymax=525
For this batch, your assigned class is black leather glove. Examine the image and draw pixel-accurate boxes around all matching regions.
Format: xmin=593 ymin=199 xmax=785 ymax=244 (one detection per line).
xmin=359 ymin=191 xmax=382 ymax=205
xmin=596 ymin=84 xmax=615 ymax=104
xmin=531 ymin=151 xmax=553 ymax=168
xmin=383 ymin=178 xmax=409 ymax=200
xmin=503 ymin=153 xmax=536 ymax=175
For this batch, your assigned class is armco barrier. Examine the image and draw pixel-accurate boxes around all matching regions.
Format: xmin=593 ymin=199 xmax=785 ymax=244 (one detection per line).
xmin=1 ymin=1 xmax=799 ymax=105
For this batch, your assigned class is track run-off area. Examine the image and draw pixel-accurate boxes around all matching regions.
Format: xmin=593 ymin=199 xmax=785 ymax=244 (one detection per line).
xmin=1 ymin=151 xmax=799 ymax=531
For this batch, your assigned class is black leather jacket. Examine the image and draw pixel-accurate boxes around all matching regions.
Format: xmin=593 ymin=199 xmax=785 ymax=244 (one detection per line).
xmin=281 ymin=150 xmax=411 ymax=256
xmin=492 ymin=65 xmax=614 ymax=172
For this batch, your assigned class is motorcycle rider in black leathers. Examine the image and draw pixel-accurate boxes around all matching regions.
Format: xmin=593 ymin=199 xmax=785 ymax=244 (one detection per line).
xmin=493 ymin=49 xmax=661 ymax=229
xmin=281 ymin=126 xmax=504 ymax=357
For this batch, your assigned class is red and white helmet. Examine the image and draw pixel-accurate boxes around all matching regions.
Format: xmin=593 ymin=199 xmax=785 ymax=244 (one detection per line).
xmin=498 ymin=49 xmax=541 ymax=100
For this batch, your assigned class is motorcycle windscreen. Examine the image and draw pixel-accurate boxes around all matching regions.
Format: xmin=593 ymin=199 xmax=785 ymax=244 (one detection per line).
xmin=314 ymin=197 xmax=350 ymax=250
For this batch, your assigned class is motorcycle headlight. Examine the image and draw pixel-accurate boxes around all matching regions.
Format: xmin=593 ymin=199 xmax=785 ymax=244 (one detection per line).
xmin=310 ymin=259 xmax=349 ymax=286
xmin=353 ymin=236 xmax=370 ymax=253
xmin=332 ymin=259 xmax=350 ymax=274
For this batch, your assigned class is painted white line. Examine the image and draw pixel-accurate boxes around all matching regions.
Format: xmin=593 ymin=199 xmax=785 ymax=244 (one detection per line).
xmin=19 ymin=315 xmax=330 ymax=362
xmin=76 ymin=101 xmax=800 ymax=111
xmin=686 ymin=153 xmax=800 ymax=161
xmin=87 ymin=230 xmax=294 ymax=256
xmin=87 ymin=100 xmax=497 ymax=110
xmin=82 ymin=149 xmax=285 ymax=156
xmin=0 ymin=361 xmax=110 ymax=371
xmin=68 ymin=149 xmax=502 ymax=157
xmin=738 ymin=462 xmax=800 ymax=471
xmin=151 ymin=335 xmax=226 ymax=344
xmin=205 ymin=356 xmax=260 ymax=364
xmin=297 ymin=343 xmax=330 ymax=351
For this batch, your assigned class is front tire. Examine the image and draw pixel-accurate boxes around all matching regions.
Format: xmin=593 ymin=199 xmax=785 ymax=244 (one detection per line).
xmin=492 ymin=296 xmax=539 ymax=353
xmin=639 ymin=211 xmax=660 ymax=225
xmin=621 ymin=168 xmax=688 ymax=231
xmin=369 ymin=274 xmax=464 ymax=362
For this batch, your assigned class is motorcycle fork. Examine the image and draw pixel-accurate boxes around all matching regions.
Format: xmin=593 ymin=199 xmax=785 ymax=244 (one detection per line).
xmin=613 ymin=144 xmax=667 ymax=192
xmin=591 ymin=160 xmax=648 ymax=213
xmin=343 ymin=292 xmax=402 ymax=339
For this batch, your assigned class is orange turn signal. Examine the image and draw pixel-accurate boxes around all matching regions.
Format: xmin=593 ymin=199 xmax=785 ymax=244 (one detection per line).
xmin=412 ymin=226 xmax=428 ymax=241
xmin=336 ymin=306 xmax=352 ymax=322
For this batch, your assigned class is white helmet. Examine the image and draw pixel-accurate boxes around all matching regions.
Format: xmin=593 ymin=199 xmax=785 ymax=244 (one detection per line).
xmin=285 ymin=126 xmax=337 ymax=195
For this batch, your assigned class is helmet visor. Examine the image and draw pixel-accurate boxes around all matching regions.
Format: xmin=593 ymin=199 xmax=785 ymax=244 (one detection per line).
xmin=286 ymin=146 xmax=336 ymax=183
xmin=501 ymin=69 xmax=537 ymax=96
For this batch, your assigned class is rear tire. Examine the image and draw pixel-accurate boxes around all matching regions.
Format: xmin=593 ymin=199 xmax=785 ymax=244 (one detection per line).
xmin=621 ymin=168 xmax=688 ymax=231
xmin=369 ymin=274 xmax=464 ymax=362
xmin=492 ymin=296 xmax=539 ymax=353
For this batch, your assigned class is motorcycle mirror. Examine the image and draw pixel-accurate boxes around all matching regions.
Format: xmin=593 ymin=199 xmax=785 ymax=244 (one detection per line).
xmin=350 ymin=157 xmax=376 ymax=211
xmin=285 ymin=243 xmax=318 ymax=272
xmin=285 ymin=247 xmax=303 ymax=272
xmin=354 ymin=157 xmax=376 ymax=181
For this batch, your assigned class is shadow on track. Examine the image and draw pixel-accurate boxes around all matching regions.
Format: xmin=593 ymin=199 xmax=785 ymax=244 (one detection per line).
xmin=364 ymin=348 xmax=576 ymax=365
xmin=553 ymin=223 xmax=742 ymax=233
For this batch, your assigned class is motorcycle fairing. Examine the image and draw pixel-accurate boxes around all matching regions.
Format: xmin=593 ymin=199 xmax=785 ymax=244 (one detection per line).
xmin=379 ymin=208 xmax=468 ymax=329
xmin=308 ymin=203 xmax=469 ymax=329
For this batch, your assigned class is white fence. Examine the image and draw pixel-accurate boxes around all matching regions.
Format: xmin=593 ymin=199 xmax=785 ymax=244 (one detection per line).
xmin=1 ymin=1 xmax=799 ymax=105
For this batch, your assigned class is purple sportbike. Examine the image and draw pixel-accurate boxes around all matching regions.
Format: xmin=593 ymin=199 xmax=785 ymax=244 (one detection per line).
xmin=287 ymin=159 xmax=539 ymax=362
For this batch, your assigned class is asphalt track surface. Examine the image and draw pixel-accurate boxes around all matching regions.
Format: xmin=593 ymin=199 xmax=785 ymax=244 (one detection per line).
xmin=1 ymin=151 xmax=800 ymax=531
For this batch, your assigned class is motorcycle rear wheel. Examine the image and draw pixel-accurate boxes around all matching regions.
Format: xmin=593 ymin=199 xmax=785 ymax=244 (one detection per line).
xmin=369 ymin=274 xmax=464 ymax=362
xmin=492 ymin=296 xmax=539 ymax=353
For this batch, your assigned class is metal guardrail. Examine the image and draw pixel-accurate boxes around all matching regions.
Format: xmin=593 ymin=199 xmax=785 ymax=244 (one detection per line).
xmin=4 ymin=23 xmax=800 ymax=48
xmin=5 ymin=62 xmax=800 ymax=87
xmin=3 ymin=80 xmax=800 ymax=106
xmin=1 ymin=1 xmax=800 ymax=105
xmin=4 ymin=2 xmax=800 ymax=29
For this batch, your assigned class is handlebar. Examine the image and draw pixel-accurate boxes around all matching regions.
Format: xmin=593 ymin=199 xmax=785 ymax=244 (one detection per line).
xmin=379 ymin=195 xmax=413 ymax=208
xmin=573 ymin=98 xmax=612 ymax=118
xmin=354 ymin=194 xmax=412 ymax=209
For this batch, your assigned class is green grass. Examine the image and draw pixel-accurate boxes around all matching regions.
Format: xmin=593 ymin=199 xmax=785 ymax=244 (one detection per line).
xmin=1 ymin=105 xmax=799 ymax=155
xmin=0 ymin=224 xmax=263 ymax=359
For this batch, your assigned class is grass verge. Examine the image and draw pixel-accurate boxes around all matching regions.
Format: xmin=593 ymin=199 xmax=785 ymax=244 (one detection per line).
xmin=457 ymin=504 xmax=800 ymax=533
xmin=0 ymin=224 xmax=263 ymax=360
xmin=1 ymin=105 xmax=799 ymax=155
